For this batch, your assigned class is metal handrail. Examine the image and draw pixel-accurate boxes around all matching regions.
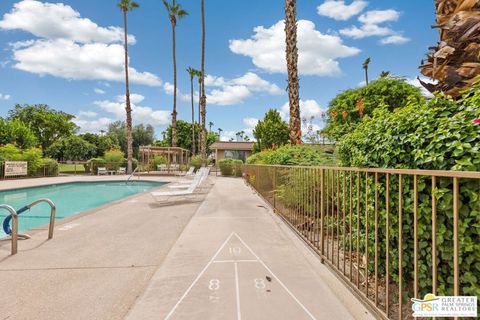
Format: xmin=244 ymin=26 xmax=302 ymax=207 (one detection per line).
xmin=17 ymin=198 xmax=56 ymax=240
xmin=0 ymin=205 xmax=18 ymax=255
xmin=2 ymin=198 xmax=56 ymax=256
xmin=126 ymin=166 xmax=139 ymax=184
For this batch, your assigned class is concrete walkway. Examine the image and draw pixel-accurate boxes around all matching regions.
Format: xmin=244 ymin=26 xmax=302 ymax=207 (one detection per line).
xmin=126 ymin=177 xmax=374 ymax=320
xmin=0 ymin=176 xmax=374 ymax=319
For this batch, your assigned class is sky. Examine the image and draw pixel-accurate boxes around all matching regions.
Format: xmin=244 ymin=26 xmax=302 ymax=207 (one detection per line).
xmin=0 ymin=0 xmax=437 ymax=141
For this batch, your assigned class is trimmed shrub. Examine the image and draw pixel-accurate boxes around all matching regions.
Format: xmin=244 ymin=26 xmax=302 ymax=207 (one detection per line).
xmin=219 ymin=159 xmax=243 ymax=177
xmin=149 ymin=155 xmax=167 ymax=170
xmin=190 ymin=155 xmax=203 ymax=170
xmin=247 ymin=145 xmax=338 ymax=166
xmin=104 ymin=149 xmax=124 ymax=170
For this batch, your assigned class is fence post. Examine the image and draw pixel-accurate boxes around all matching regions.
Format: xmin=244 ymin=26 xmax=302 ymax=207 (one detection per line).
xmin=273 ymin=166 xmax=276 ymax=210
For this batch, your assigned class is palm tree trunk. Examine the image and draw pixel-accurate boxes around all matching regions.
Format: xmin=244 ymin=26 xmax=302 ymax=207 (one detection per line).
xmin=171 ymin=22 xmax=178 ymax=148
xmin=200 ymin=0 xmax=207 ymax=160
xmin=198 ymin=79 xmax=201 ymax=154
xmin=123 ymin=10 xmax=134 ymax=174
xmin=285 ymin=0 xmax=301 ymax=145
xmin=190 ymin=75 xmax=195 ymax=155
xmin=365 ymin=68 xmax=369 ymax=85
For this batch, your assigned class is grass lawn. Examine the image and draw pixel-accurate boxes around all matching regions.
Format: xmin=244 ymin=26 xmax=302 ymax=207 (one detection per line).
xmin=59 ymin=163 xmax=86 ymax=173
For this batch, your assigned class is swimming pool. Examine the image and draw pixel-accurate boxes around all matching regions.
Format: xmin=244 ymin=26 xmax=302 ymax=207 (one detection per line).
xmin=0 ymin=181 xmax=165 ymax=236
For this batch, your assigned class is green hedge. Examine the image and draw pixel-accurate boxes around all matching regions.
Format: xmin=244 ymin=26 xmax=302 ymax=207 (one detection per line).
xmin=247 ymin=144 xmax=338 ymax=166
xmin=337 ymin=88 xmax=480 ymax=298
xmin=219 ymin=159 xmax=243 ymax=177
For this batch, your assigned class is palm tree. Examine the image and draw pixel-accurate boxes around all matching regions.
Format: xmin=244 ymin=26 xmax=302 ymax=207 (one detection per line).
xmin=285 ymin=0 xmax=301 ymax=145
xmin=118 ymin=0 xmax=139 ymax=174
xmin=362 ymin=57 xmax=371 ymax=85
xmin=420 ymin=0 xmax=480 ymax=98
xmin=162 ymin=0 xmax=188 ymax=147
xmin=208 ymin=121 xmax=214 ymax=132
xmin=195 ymin=69 xmax=202 ymax=150
xmin=379 ymin=70 xmax=390 ymax=78
xmin=187 ymin=67 xmax=197 ymax=155
xmin=217 ymin=128 xmax=223 ymax=139
xmin=199 ymin=0 xmax=207 ymax=159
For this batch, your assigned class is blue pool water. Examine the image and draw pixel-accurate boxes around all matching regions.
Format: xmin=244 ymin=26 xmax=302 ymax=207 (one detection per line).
xmin=0 ymin=181 xmax=165 ymax=236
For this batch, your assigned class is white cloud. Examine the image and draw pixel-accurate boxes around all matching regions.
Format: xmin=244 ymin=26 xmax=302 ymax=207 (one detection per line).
xmin=0 ymin=0 xmax=134 ymax=44
xmin=208 ymin=85 xmax=251 ymax=106
xmin=340 ymin=8 xmax=408 ymax=44
xmin=74 ymin=117 xmax=113 ymax=133
xmin=0 ymin=93 xmax=11 ymax=100
xmin=167 ymin=72 xmax=282 ymax=106
xmin=94 ymin=88 xmax=105 ymax=95
xmin=11 ymin=39 xmax=161 ymax=86
xmin=229 ymin=20 xmax=360 ymax=76
xmin=340 ymin=24 xmax=393 ymax=38
xmin=358 ymin=9 xmax=399 ymax=24
xmin=243 ymin=117 xmax=259 ymax=128
xmin=93 ymin=94 xmax=171 ymax=127
xmin=78 ymin=110 xmax=97 ymax=118
xmin=1 ymin=1 xmax=160 ymax=86
xmin=317 ymin=0 xmax=368 ymax=21
xmin=280 ymin=99 xmax=326 ymax=120
xmin=380 ymin=35 xmax=410 ymax=45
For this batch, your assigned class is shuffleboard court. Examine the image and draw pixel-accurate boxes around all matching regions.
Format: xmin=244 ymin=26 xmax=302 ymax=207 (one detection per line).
xmin=165 ymin=233 xmax=316 ymax=320
xmin=126 ymin=177 xmax=374 ymax=320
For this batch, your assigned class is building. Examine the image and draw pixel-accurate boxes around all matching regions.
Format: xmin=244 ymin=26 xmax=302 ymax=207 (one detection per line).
xmin=209 ymin=141 xmax=254 ymax=163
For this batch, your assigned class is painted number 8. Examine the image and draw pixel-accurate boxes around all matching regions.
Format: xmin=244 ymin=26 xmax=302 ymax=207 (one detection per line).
xmin=254 ymin=278 xmax=266 ymax=289
xmin=209 ymin=279 xmax=221 ymax=291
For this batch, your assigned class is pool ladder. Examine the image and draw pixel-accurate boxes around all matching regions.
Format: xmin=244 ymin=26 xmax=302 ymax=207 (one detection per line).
xmin=0 ymin=198 xmax=56 ymax=255
xmin=126 ymin=167 xmax=139 ymax=184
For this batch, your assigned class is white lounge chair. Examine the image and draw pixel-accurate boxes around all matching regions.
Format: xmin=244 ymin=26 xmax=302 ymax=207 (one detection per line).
xmin=117 ymin=167 xmax=127 ymax=175
xmin=168 ymin=168 xmax=207 ymax=189
xmin=151 ymin=168 xmax=210 ymax=202
xmin=97 ymin=167 xmax=107 ymax=175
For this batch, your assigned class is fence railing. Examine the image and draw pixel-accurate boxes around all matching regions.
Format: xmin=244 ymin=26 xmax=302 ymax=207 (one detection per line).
xmin=244 ymin=164 xmax=480 ymax=320
xmin=0 ymin=161 xmax=59 ymax=180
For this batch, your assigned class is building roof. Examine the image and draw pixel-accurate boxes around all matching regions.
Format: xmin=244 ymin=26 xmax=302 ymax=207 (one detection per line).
xmin=209 ymin=141 xmax=254 ymax=151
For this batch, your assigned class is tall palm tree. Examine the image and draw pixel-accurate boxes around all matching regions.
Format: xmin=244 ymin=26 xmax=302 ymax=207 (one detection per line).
xmin=217 ymin=128 xmax=223 ymax=139
xmin=118 ymin=0 xmax=139 ymax=174
xmin=362 ymin=57 xmax=371 ymax=86
xmin=195 ymin=69 xmax=202 ymax=150
xmin=199 ymin=0 xmax=207 ymax=159
xmin=285 ymin=0 xmax=301 ymax=145
xmin=162 ymin=0 xmax=188 ymax=147
xmin=362 ymin=57 xmax=371 ymax=85
xmin=187 ymin=67 xmax=197 ymax=155
xmin=420 ymin=0 xmax=480 ymax=98
xmin=208 ymin=121 xmax=214 ymax=132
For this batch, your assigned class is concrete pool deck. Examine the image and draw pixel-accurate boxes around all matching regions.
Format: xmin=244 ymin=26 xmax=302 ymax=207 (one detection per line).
xmin=0 ymin=175 xmax=373 ymax=319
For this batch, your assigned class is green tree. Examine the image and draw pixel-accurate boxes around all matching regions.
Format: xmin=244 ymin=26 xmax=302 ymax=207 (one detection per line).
xmin=253 ymin=109 xmax=289 ymax=152
xmin=161 ymin=120 xmax=218 ymax=155
xmin=163 ymin=0 xmax=188 ymax=147
xmin=8 ymin=104 xmax=77 ymax=151
xmin=118 ymin=0 xmax=139 ymax=174
xmin=0 ymin=118 xmax=38 ymax=149
xmin=107 ymin=121 xmax=154 ymax=158
xmin=46 ymin=136 xmax=96 ymax=161
xmin=79 ymin=133 xmax=119 ymax=157
xmin=322 ymin=77 xmax=424 ymax=140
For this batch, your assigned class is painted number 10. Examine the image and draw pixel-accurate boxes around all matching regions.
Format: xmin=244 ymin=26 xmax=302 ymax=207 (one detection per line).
xmin=229 ymin=247 xmax=242 ymax=256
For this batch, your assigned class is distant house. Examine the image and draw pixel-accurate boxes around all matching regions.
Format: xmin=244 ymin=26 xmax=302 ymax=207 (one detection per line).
xmin=209 ymin=141 xmax=254 ymax=163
